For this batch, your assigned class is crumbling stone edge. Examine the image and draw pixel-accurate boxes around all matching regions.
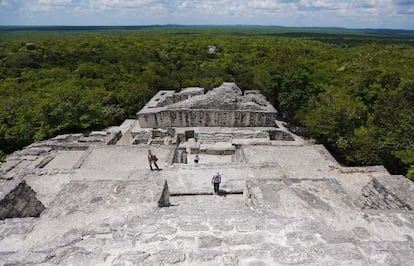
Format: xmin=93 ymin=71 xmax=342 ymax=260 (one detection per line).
xmin=158 ymin=180 xmax=171 ymax=207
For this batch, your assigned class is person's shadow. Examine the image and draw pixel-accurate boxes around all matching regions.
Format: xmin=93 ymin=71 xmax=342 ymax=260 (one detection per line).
xmin=217 ymin=189 xmax=229 ymax=197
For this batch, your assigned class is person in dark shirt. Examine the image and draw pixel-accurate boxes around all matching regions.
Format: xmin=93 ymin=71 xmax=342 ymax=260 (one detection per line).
xmin=147 ymin=149 xmax=159 ymax=171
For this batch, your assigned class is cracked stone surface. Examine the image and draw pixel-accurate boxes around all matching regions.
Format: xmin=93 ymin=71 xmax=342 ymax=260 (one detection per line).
xmin=0 ymin=137 xmax=413 ymax=266
xmin=44 ymin=151 xmax=85 ymax=170
xmin=0 ymin=89 xmax=413 ymax=265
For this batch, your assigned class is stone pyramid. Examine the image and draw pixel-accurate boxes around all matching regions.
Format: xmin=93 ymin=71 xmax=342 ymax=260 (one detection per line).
xmin=0 ymin=83 xmax=413 ymax=265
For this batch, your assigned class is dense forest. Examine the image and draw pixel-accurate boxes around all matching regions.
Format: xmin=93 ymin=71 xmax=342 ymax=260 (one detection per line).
xmin=0 ymin=26 xmax=413 ymax=179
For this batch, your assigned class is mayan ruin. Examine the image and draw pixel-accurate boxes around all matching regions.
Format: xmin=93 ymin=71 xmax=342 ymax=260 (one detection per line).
xmin=0 ymin=82 xmax=413 ymax=265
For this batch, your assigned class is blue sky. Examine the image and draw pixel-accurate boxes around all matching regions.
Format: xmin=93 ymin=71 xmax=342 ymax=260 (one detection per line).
xmin=0 ymin=0 xmax=413 ymax=29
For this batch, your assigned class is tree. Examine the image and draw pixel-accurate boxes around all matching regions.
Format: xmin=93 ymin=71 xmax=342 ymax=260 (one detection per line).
xmin=302 ymin=88 xmax=367 ymax=162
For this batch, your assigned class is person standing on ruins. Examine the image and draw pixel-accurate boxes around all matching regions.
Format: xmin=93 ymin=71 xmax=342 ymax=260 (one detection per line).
xmin=147 ymin=149 xmax=159 ymax=171
xmin=212 ymin=172 xmax=222 ymax=195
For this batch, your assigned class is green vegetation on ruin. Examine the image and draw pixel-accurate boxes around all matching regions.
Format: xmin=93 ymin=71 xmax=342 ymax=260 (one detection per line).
xmin=0 ymin=26 xmax=413 ymax=179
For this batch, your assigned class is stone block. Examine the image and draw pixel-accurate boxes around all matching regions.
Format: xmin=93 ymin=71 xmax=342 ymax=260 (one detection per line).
xmin=198 ymin=235 xmax=223 ymax=248
xmin=52 ymin=134 xmax=71 ymax=142
xmin=167 ymin=128 xmax=176 ymax=137
xmin=180 ymin=224 xmax=209 ymax=231
xmin=89 ymin=131 xmax=107 ymax=137
xmin=149 ymin=138 xmax=165 ymax=145
xmin=224 ymin=234 xmax=263 ymax=246
xmin=112 ymin=251 xmax=150 ymax=265
xmin=133 ymin=138 xmax=148 ymax=145
xmin=0 ymin=181 xmax=45 ymax=220
xmin=271 ymin=245 xmax=319 ymax=264
xmin=157 ymin=249 xmax=185 ymax=264
xmin=158 ymin=180 xmax=170 ymax=207
xmin=152 ymin=128 xmax=169 ymax=138
xmin=235 ymin=222 xmax=257 ymax=232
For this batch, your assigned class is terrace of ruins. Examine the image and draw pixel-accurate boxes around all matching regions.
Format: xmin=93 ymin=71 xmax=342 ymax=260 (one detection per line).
xmin=0 ymin=82 xmax=413 ymax=265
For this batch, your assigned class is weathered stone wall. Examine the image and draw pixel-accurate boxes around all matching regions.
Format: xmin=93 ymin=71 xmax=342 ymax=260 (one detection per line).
xmin=132 ymin=129 xmax=151 ymax=144
xmin=355 ymin=178 xmax=412 ymax=210
xmin=172 ymin=147 xmax=187 ymax=164
xmin=106 ymin=129 xmax=122 ymax=145
xmin=198 ymin=143 xmax=236 ymax=155
xmin=152 ymin=88 xmax=204 ymax=108
xmin=156 ymin=92 xmax=201 ymax=108
xmin=268 ymin=130 xmax=295 ymax=141
xmin=0 ymin=181 xmax=45 ymax=220
xmin=139 ymin=110 xmax=277 ymax=128
xmin=138 ymin=83 xmax=278 ymax=128
xmin=197 ymin=130 xmax=269 ymax=143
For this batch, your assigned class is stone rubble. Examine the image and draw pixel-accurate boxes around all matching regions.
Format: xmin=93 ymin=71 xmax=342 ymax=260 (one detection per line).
xmin=355 ymin=177 xmax=413 ymax=210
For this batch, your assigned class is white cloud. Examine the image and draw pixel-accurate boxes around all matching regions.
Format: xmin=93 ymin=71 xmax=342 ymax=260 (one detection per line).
xmin=0 ymin=0 xmax=10 ymax=6
xmin=247 ymin=0 xmax=284 ymax=10
xmin=392 ymin=0 xmax=414 ymax=14
xmin=90 ymin=0 xmax=158 ymax=9
xmin=20 ymin=0 xmax=84 ymax=12
xmin=0 ymin=0 xmax=413 ymax=28
xmin=0 ymin=0 xmax=11 ymax=7
xmin=0 ymin=0 xmax=21 ymax=10
xmin=86 ymin=0 xmax=169 ymax=16
xmin=37 ymin=0 xmax=74 ymax=4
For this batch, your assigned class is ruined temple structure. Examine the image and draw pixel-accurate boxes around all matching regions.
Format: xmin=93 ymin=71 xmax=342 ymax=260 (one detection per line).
xmin=138 ymin=82 xmax=278 ymax=128
xmin=0 ymin=82 xmax=413 ymax=265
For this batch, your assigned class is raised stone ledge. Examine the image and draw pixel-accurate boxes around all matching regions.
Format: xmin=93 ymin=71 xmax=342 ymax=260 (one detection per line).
xmin=27 ymin=128 xmax=121 ymax=151
xmin=13 ymin=147 xmax=52 ymax=157
xmin=78 ymin=129 xmax=121 ymax=145
xmin=28 ymin=140 xmax=90 ymax=151
xmin=232 ymin=138 xmax=272 ymax=145
xmin=0 ymin=160 xmax=21 ymax=175
xmin=199 ymin=142 xmax=236 ymax=155
xmin=340 ymin=165 xmax=389 ymax=174
xmin=52 ymin=133 xmax=83 ymax=142
xmin=197 ymin=130 xmax=270 ymax=143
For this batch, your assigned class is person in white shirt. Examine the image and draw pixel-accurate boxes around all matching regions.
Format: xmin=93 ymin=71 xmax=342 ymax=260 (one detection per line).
xmin=211 ymin=172 xmax=222 ymax=195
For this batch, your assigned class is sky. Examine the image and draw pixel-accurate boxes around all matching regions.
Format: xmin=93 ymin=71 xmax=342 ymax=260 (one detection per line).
xmin=0 ymin=0 xmax=413 ymax=29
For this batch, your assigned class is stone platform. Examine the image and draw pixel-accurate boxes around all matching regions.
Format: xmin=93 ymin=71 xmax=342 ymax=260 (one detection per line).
xmin=0 ymin=120 xmax=413 ymax=265
xmin=0 ymin=84 xmax=413 ymax=265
